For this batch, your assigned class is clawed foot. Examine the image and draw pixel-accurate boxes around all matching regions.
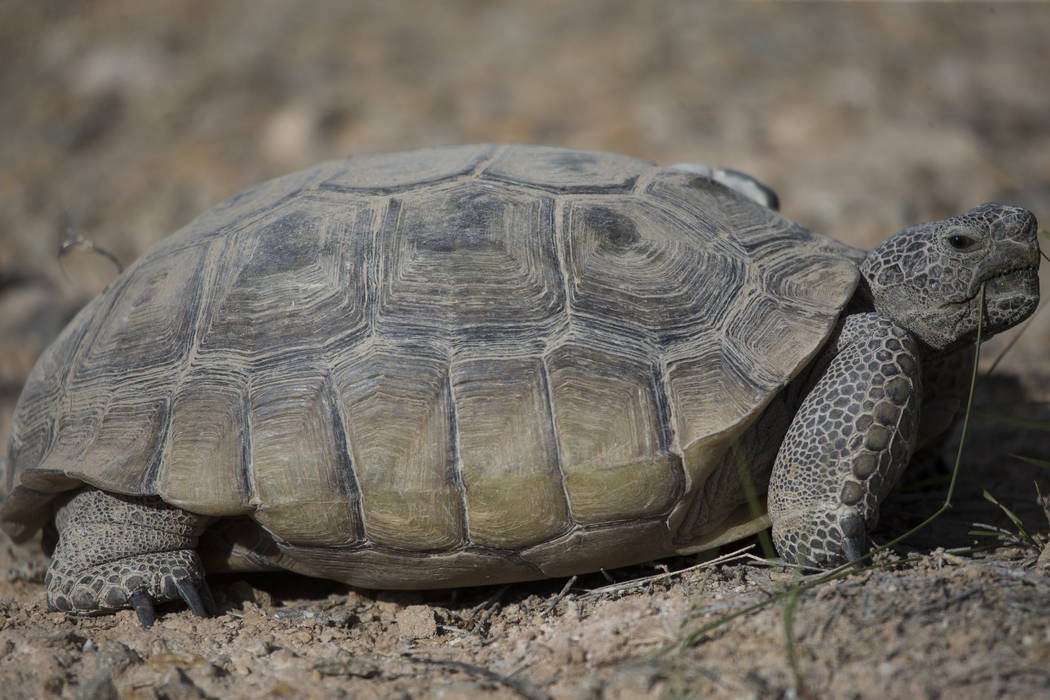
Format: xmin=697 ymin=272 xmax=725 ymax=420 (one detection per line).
xmin=128 ymin=575 xmax=217 ymax=627
xmin=46 ymin=488 xmax=216 ymax=626
xmin=47 ymin=549 xmax=217 ymax=627
xmin=773 ymin=509 xmax=870 ymax=570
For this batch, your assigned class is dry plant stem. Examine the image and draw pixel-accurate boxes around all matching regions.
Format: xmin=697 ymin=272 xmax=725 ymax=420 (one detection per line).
xmin=1036 ymin=482 xmax=1050 ymax=529
xmin=1011 ymin=455 xmax=1050 ymax=470
xmin=886 ymin=285 xmax=985 ymax=532
xmin=577 ymin=545 xmax=755 ymax=601
xmin=539 ymin=575 xmax=576 ymax=615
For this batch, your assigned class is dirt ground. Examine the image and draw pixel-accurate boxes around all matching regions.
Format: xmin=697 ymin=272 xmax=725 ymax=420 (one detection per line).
xmin=2 ymin=2 xmax=1050 ymax=697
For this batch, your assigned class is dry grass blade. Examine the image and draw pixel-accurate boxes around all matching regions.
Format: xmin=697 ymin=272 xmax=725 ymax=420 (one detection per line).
xmin=539 ymin=575 xmax=576 ymax=615
xmin=576 ymin=545 xmax=756 ymax=601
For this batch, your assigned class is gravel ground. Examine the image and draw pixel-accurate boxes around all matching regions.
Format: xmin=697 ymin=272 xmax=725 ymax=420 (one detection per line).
xmin=1 ymin=2 xmax=1049 ymax=698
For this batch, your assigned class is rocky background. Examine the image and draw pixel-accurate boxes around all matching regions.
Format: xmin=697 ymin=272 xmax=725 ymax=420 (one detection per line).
xmin=1 ymin=2 xmax=1049 ymax=698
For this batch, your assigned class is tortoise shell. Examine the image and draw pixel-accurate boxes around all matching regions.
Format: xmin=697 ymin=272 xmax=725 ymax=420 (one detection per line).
xmin=1 ymin=145 xmax=859 ymax=587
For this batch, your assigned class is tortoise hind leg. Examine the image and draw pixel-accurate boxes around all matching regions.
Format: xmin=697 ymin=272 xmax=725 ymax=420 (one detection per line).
xmin=47 ymin=488 xmax=216 ymax=626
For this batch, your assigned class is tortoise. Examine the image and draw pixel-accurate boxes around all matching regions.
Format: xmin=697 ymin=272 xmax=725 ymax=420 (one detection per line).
xmin=0 ymin=145 xmax=1040 ymax=626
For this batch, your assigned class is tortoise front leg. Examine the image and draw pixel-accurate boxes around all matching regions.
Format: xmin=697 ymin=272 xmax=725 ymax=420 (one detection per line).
xmin=47 ymin=488 xmax=216 ymax=626
xmin=768 ymin=313 xmax=922 ymax=567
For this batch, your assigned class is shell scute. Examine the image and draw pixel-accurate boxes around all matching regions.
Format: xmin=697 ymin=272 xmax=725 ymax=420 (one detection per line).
xmin=249 ymin=367 xmax=363 ymax=546
xmin=79 ymin=241 xmax=207 ymax=375
xmin=481 ymin=144 xmax=649 ymax=193
xmin=545 ymin=339 xmax=683 ymax=524
xmin=16 ymin=238 xmax=211 ymax=498
xmin=646 ymin=169 xmax=860 ymax=315
xmin=450 ymin=355 xmax=569 ymax=548
xmin=161 ymin=370 xmax=249 ymax=516
xmin=318 ymin=144 xmax=496 ymax=194
xmin=200 ymin=204 xmax=374 ymax=357
xmin=561 ymin=197 xmax=748 ymax=342
xmin=330 ymin=345 xmax=464 ymax=551
xmin=376 ymin=182 xmax=564 ymax=349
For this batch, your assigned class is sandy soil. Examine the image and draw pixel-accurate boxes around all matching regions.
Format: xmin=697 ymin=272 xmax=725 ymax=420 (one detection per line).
xmin=2 ymin=2 xmax=1049 ymax=697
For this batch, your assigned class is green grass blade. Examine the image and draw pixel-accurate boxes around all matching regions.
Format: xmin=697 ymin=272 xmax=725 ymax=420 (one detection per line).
xmin=1010 ymin=454 xmax=1050 ymax=471
xmin=981 ymin=489 xmax=1038 ymax=550
xmin=974 ymin=411 xmax=1050 ymax=432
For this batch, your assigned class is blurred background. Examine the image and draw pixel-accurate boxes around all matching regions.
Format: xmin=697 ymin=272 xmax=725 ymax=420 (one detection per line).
xmin=2 ymin=1 xmax=1049 ymax=448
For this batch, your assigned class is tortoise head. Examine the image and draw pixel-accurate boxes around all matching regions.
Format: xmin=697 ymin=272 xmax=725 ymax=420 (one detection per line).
xmin=860 ymin=203 xmax=1041 ymax=351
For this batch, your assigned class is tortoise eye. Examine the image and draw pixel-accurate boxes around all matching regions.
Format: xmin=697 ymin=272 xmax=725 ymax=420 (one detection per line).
xmin=947 ymin=233 xmax=978 ymax=251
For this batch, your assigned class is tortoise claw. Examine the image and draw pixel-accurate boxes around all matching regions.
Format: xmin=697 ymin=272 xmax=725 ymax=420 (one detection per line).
xmin=199 ymin=580 xmax=218 ymax=617
xmin=175 ymin=577 xmax=215 ymax=618
xmin=840 ymin=535 xmax=866 ymax=564
xmin=130 ymin=590 xmax=156 ymax=627
xmin=129 ymin=577 xmax=214 ymax=627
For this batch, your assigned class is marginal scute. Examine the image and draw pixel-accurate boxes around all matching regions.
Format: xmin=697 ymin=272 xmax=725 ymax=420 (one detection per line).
xmin=16 ymin=240 xmax=213 ymax=500
xmin=4 ymin=293 xmax=106 ymax=495
xmin=647 ymin=168 xmax=860 ymax=314
xmin=277 ymin=543 xmax=544 ymax=590
xmin=45 ymin=395 xmax=168 ymax=496
xmin=521 ymin=519 xmax=676 ymax=577
xmin=723 ymin=292 xmax=831 ymax=382
xmin=665 ymin=346 xmax=772 ymax=456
